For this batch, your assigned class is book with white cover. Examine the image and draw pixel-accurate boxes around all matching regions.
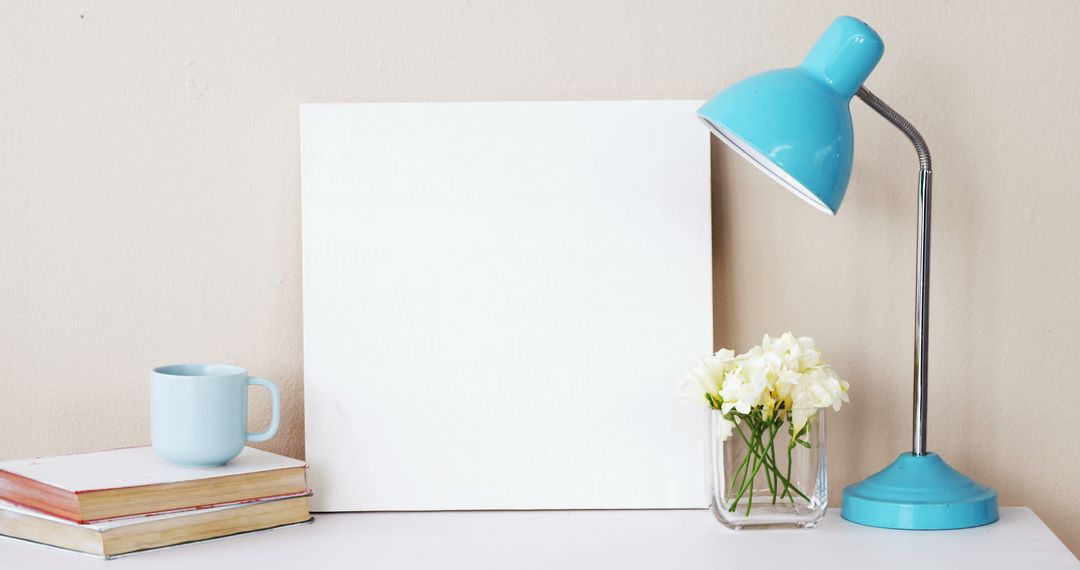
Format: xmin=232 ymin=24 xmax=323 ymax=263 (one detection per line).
xmin=0 ymin=446 xmax=304 ymax=492
xmin=0 ymin=447 xmax=308 ymax=523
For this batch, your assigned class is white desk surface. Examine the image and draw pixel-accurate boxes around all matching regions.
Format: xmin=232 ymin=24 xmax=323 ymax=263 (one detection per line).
xmin=1 ymin=507 xmax=1076 ymax=569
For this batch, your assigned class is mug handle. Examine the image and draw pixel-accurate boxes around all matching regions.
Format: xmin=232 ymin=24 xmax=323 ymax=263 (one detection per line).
xmin=246 ymin=377 xmax=281 ymax=442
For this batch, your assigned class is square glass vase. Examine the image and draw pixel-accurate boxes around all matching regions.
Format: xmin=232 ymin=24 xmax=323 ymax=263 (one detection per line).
xmin=706 ymin=407 xmax=828 ymax=529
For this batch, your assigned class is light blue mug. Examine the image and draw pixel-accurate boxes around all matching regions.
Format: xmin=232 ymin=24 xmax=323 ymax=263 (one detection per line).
xmin=151 ymin=364 xmax=281 ymax=467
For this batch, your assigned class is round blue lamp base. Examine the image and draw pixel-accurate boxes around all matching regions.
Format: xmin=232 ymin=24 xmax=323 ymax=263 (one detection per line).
xmin=842 ymin=452 xmax=998 ymax=530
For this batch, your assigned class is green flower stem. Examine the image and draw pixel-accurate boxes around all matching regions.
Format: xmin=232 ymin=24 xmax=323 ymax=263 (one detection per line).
xmin=762 ymin=449 xmax=810 ymax=503
xmin=743 ymin=424 xmax=766 ymax=515
xmin=730 ymin=425 xmax=754 ymax=511
xmin=782 ymin=440 xmax=794 ymax=502
xmin=764 ymin=419 xmax=777 ymax=497
xmin=727 ymin=432 xmax=753 ymax=498
xmin=768 ymin=420 xmax=780 ymax=504
xmin=730 ymin=418 xmax=784 ymax=515
xmin=743 ymin=423 xmax=768 ymax=511
xmin=781 ymin=419 xmax=809 ymax=501
xmin=732 ymin=418 xmax=811 ymax=505
xmin=729 ymin=423 xmax=758 ymax=512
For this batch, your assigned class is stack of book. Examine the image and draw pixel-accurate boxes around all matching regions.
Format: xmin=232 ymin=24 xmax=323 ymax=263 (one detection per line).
xmin=0 ymin=446 xmax=310 ymax=558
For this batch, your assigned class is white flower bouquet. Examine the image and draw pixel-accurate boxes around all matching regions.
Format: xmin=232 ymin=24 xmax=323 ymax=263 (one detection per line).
xmin=681 ymin=333 xmax=849 ymax=521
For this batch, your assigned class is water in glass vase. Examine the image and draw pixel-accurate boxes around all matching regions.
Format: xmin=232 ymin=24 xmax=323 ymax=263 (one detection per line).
xmin=706 ymin=407 xmax=827 ymax=529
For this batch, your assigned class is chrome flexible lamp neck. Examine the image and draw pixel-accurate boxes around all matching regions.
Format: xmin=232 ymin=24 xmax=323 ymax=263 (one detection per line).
xmin=855 ymin=86 xmax=933 ymax=456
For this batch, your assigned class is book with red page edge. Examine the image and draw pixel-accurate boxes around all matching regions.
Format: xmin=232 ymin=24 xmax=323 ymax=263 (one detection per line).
xmin=0 ymin=489 xmax=313 ymax=524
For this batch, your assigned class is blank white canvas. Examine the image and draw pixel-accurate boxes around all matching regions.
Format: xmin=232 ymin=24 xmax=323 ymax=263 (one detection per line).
xmin=301 ymin=101 xmax=711 ymax=511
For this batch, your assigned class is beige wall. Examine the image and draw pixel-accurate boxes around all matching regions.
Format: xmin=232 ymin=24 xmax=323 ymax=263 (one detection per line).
xmin=2 ymin=0 xmax=1078 ymax=553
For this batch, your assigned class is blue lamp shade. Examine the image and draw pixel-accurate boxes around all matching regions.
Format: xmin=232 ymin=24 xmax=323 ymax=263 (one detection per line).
xmin=697 ymin=16 xmax=884 ymax=214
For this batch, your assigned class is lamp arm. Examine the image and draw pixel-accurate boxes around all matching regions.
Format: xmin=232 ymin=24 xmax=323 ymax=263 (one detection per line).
xmin=855 ymin=85 xmax=933 ymax=457
xmin=855 ymin=86 xmax=932 ymax=170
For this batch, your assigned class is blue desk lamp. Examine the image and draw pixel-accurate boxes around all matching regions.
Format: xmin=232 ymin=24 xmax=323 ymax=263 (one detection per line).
xmin=697 ymin=16 xmax=998 ymax=530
